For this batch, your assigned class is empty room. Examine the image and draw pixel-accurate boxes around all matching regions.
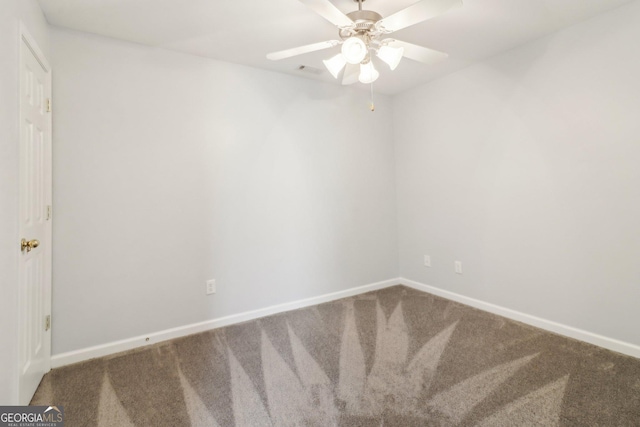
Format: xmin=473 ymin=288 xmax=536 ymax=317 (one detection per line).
xmin=1 ymin=0 xmax=639 ymax=425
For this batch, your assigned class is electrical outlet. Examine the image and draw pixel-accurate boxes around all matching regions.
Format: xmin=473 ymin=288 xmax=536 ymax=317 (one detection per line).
xmin=424 ymin=255 xmax=431 ymax=267
xmin=206 ymin=279 xmax=216 ymax=295
xmin=455 ymin=261 xmax=463 ymax=275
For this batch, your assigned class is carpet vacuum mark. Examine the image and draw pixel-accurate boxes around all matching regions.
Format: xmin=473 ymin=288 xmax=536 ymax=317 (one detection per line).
xmin=32 ymin=285 xmax=640 ymax=426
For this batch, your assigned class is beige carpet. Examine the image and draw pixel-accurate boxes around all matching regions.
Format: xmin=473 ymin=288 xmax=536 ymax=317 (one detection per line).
xmin=32 ymin=285 xmax=640 ymax=426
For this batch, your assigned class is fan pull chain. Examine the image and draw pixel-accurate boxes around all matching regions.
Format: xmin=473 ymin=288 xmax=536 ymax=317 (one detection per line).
xmin=369 ymin=81 xmax=375 ymax=112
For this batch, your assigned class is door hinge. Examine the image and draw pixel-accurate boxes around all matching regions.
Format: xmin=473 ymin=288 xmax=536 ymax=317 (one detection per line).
xmin=46 ymin=205 xmax=52 ymax=220
xmin=46 ymin=98 xmax=51 ymax=113
xmin=45 ymin=315 xmax=51 ymax=331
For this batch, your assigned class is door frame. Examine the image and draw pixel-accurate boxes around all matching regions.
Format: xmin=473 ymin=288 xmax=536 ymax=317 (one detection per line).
xmin=17 ymin=21 xmax=53 ymax=405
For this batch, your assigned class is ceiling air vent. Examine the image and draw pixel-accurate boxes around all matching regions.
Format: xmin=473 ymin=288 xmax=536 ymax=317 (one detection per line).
xmin=297 ymin=65 xmax=324 ymax=75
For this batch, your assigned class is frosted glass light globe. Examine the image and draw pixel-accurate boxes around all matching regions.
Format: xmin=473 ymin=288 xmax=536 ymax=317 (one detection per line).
xmin=359 ymin=61 xmax=379 ymax=84
xmin=341 ymin=37 xmax=367 ymax=64
xmin=323 ymin=54 xmax=347 ymax=79
xmin=377 ymin=45 xmax=404 ymax=70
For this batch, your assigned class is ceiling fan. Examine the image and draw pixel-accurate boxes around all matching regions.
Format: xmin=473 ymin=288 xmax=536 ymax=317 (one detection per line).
xmin=267 ymin=0 xmax=461 ymax=85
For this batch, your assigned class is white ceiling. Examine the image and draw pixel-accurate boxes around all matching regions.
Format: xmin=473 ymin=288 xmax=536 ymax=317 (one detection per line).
xmin=38 ymin=0 xmax=633 ymax=95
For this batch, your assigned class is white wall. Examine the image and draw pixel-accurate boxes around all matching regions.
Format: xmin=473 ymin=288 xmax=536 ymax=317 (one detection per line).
xmin=0 ymin=1 xmax=50 ymax=405
xmin=394 ymin=1 xmax=640 ymax=347
xmin=12 ymin=0 xmax=639 ymax=379
xmin=50 ymin=28 xmax=398 ymax=355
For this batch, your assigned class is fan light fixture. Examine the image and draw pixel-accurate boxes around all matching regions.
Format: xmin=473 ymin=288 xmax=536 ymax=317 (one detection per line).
xmin=358 ymin=60 xmax=379 ymax=84
xmin=341 ymin=37 xmax=367 ymax=64
xmin=377 ymin=45 xmax=404 ymax=70
xmin=325 ymin=40 xmax=400 ymax=81
xmin=319 ymin=5 xmax=407 ymax=84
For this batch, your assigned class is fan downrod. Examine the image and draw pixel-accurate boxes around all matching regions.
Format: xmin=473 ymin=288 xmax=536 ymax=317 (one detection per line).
xmin=353 ymin=0 xmax=366 ymax=11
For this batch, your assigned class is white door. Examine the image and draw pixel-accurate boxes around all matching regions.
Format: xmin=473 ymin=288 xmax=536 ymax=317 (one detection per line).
xmin=18 ymin=25 xmax=52 ymax=405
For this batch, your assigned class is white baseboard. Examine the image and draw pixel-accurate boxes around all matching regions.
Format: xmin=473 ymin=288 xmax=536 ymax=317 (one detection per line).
xmin=51 ymin=278 xmax=401 ymax=368
xmin=52 ymin=276 xmax=639 ymax=368
xmin=400 ymin=278 xmax=640 ymax=359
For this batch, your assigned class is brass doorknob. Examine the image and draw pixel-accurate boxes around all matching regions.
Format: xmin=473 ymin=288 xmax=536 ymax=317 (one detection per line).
xmin=21 ymin=238 xmax=40 ymax=253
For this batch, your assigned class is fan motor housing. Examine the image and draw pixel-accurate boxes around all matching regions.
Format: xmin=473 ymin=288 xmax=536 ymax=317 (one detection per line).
xmin=340 ymin=10 xmax=383 ymax=39
xmin=347 ymin=10 xmax=382 ymax=28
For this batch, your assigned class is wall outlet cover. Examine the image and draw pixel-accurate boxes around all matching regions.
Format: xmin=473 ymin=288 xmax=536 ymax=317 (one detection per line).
xmin=424 ymin=255 xmax=431 ymax=267
xmin=455 ymin=261 xmax=463 ymax=275
xmin=206 ymin=279 xmax=216 ymax=295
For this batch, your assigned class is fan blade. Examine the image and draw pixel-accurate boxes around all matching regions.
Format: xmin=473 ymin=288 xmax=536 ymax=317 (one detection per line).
xmin=377 ymin=0 xmax=462 ymax=33
xmin=299 ymin=0 xmax=354 ymax=27
xmin=267 ymin=40 xmax=340 ymax=60
xmin=386 ymin=39 xmax=448 ymax=65
xmin=342 ymin=63 xmax=359 ymax=85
